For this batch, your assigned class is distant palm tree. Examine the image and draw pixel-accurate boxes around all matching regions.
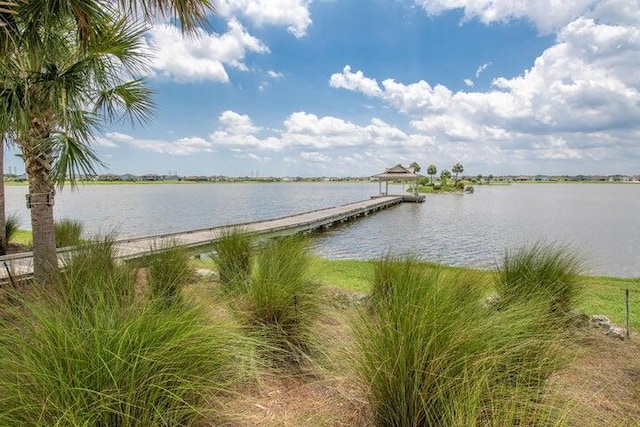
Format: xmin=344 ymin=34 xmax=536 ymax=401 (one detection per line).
xmin=409 ymin=161 xmax=421 ymax=173
xmin=440 ymin=169 xmax=451 ymax=187
xmin=452 ymin=162 xmax=464 ymax=183
xmin=427 ymin=164 xmax=437 ymax=183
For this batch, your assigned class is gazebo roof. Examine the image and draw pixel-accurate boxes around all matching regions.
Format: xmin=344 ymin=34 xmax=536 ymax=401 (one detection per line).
xmin=372 ymin=164 xmax=424 ymax=180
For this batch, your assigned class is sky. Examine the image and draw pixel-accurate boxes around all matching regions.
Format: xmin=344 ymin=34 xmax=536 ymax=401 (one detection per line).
xmin=7 ymin=0 xmax=640 ymax=177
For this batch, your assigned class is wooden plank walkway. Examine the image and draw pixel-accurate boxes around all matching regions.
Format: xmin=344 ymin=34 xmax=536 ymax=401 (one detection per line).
xmin=0 ymin=196 xmax=405 ymax=283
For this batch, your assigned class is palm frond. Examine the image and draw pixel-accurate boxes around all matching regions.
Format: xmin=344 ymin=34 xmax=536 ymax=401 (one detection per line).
xmin=18 ymin=0 xmax=112 ymax=51
xmin=49 ymin=130 xmax=104 ymax=188
xmin=95 ymin=78 xmax=155 ymax=126
xmin=117 ymin=0 xmax=214 ymax=34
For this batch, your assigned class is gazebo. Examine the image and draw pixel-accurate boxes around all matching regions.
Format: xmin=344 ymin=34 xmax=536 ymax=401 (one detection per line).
xmin=372 ymin=164 xmax=425 ymax=201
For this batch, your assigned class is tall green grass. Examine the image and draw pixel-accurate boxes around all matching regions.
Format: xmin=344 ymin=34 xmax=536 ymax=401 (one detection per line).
xmin=353 ymin=255 xmax=568 ymax=427
xmin=54 ymin=218 xmax=84 ymax=248
xmin=212 ymin=227 xmax=254 ymax=289
xmin=496 ymin=242 xmax=583 ymax=317
xmin=0 ymin=240 xmax=244 ymax=426
xmin=4 ymin=213 xmax=20 ymax=245
xmin=146 ymin=241 xmax=195 ymax=307
xmin=225 ymin=235 xmax=321 ymax=364
xmin=57 ymin=236 xmax=136 ymax=311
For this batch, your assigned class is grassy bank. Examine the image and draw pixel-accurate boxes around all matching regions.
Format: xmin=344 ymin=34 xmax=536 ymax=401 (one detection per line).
xmin=309 ymin=257 xmax=640 ymax=329
xmin=1 ymin=239 xmax=639 ymax=426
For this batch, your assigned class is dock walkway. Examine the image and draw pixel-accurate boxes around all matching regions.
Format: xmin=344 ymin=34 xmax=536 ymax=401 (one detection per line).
xmin=0 ymin=196 xmax=407 ymax=282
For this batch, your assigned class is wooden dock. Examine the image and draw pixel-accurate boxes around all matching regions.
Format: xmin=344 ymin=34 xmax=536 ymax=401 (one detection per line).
xmin=0 ymin=195 xmax=409 ymax=282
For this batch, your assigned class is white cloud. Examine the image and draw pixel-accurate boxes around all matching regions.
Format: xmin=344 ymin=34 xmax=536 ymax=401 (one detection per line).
xmin=475 ymin=62 xmax=492 ymax=78
xmin=232 ymin=151 xmax=271 ymax=161
xmin=328 ymin=8 xmax=640 ymax=170
xmin=217 ymin=0 xmax=312 ymax=38
xmin=415 ymin=0 xmax=599 ymax=34
xmin=219 ymin=110 xmax=261 ymax=135
xmin=268 ymin=70 xmax=283 ymax=78
xmin=299 ymin=151 xmax=331 ymax=163
xmin=463 ymin=78 xmax=474 ymax=87
xmin=146 ymin=20 xmax=268 ymax=82
xmin=105 ymin=132 xmax=134 ymax=142
xmin=102 ymin=133 xmax=213 ymax=155
xmin=208 ymin=110 xmax=434 ymax=154
xmin=329 ymin=65 xmax=382 ymax=97
xmin=94 ymin=137 xmax=119 ymax=148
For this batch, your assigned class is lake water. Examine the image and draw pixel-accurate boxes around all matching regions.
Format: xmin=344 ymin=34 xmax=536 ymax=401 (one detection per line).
xmin=4 ymin=182 xmax=640 ymax=277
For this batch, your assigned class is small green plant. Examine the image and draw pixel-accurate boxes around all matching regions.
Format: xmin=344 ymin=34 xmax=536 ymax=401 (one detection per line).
xmin=212 ymin=227 xmax=254 ymax=289
xmin=54 ymin=218 xmax=84 ymax=248
xmin=496 ymin=242 xmax=583 ymax=317
xmin=146 ymin=241 xmax=194 ymax=307
xmin=4 ymin=213 xmax=20 ymax=245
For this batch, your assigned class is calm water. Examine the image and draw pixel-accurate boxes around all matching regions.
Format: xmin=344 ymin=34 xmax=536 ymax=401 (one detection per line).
xmin=5 ymin=182 xmax=640 ymax=277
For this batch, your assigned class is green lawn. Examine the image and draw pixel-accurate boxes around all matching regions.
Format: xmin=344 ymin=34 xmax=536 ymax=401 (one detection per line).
xmin=10 ymin=229 xmax=32 ymax=246
xmin=308 ymin=258 xmax=640 ymax=329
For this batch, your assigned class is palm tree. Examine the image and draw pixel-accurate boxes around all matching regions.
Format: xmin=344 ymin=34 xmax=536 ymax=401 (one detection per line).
xmin=427 ymin=164 xmax=437 ymax=183
xmin=440 ymin=169 xmax=451 ymax=187
xmin=1 ymin=0 xmax=214 ymax=282
xmin=452 ymin=162 xmax=464 ymax=183
xmin=0 ymin=136 xmax=5 ymax=254
xmin=409 ymin=161 xmax=421 ymax=173
xmin=1 ymin=0 xmax=212 ymax=48
xmin=0 ymin=13 xmax=154 ymax=282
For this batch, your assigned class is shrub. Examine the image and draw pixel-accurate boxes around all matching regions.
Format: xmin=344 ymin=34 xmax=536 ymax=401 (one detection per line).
xmin=496 ymin=242 xmax=583 ymax=317
xmin=54 ymin=218 xmax=84 ymax=248
xmin=433 ymin=184 xmax=442 ymax=190
xmin=231 ymin=235 xmax=321 ymax=364
xmin=354 ymin=256 xmax=567 ymax=426
xmin=4 ymin=213 xmax=20 ymax=245
xmin=455 ymin=180 xmax=465 ymax=190
xmin=146 ymin=241 xmax=194 ymax=307
xmin=212 ymin=227 xmax=254 ymax=290
xmin=0 ymin=240 xmax=243 ymax=426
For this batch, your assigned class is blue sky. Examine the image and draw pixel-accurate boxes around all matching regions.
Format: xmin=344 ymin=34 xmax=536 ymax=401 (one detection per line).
xmin=7 ymin=0 xmax=640 ymax=177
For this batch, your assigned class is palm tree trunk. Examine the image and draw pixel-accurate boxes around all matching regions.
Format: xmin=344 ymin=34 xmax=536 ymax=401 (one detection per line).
xmin=0 ymin=141 xmax=6 ymax=255
xmin=25 ymin=150 xmax=57 ymax=283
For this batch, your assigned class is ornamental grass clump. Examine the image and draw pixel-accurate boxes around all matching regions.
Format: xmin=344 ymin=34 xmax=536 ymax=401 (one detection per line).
xmin=146 ymin=241 xmax=195 ymax=307
xmin=230 ymin=235 xmax=321 ymax=364
xmin=354 ymin=255 xmax=568 ymax=427
xmin=4 ymin=213 xmax=20 ymax=245
xmin=496 ymin=242 xmax=583 ymax=317
xmin=54 ymin=218 xmax=84 ymax=248
xmin=57 ymin=236 xmax=136 ymax=312
xmin=212 ymin=227 xmax=254 ymax=290
xmin=0 ymin=240 xmax=244 ymax=426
